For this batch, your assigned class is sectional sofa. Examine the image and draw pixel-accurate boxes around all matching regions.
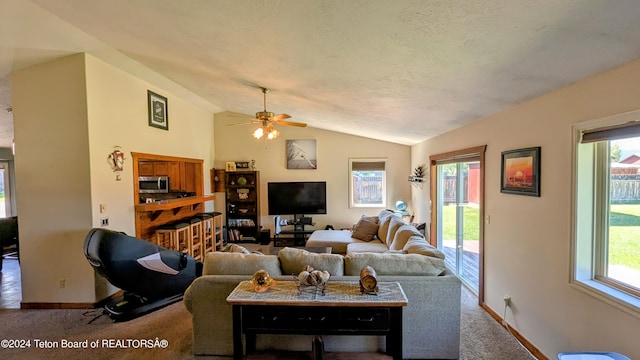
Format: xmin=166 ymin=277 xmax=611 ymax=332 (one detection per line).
xmin=306 ymin=210 xmax=439 ymax=256
xmin=183 ymin=211 xmax=461 ymax=359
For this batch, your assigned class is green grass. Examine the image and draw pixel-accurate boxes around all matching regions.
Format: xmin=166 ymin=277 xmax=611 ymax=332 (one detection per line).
xmin=609 ymin=204 xmax=640 ymax=271
xmin=442 ymin=205 xmax=479 ymax=241
xmin=441 ymin=204 xmax=639 ymax=271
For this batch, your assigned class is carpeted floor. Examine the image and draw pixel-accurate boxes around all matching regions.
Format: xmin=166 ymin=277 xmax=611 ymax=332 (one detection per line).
xmin=0 ymin=284 xmax=535 ymax=360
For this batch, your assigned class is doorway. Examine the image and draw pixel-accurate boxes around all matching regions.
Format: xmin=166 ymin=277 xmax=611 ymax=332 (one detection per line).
xmin=0 ymin=162 xmax=11 ymax=217
xmin=0 ymin=160 xmax=20 ymax=309
xmin=430 ymin=146 xmax=485 ymax=302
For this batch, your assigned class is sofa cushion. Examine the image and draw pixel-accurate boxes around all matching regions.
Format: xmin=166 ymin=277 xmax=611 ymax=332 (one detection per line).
xmin=403 ymin=236 xmax=446 ymax=259
xmin=377 ymin=214 xmax=393 ymax=243
xmin=203 ymin=252 xmax=283 ymax=276
xmin=385 ymin=216 xmax=405 ymax=247
xmin=378 ymin=209 xmax=395 ymax=222
xmin=346 ymin=239 xmax=388 ymax=254
xmin=389 ymin=224 xmax=423 ymax=250
xmin=351 ymin=216 xmax=379 ymax=241
xmin=344 ymin=252 xmax=446 ymax=276
xmin=278 ymin=247 xmax=344 ymax=276
xmin=306 ymin=230 xmax=354 ymax=254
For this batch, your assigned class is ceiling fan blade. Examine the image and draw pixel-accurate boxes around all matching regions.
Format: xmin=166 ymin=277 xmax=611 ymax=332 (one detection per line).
xmin=226 ymin=120 xmax=259 ymax=126
xmin=274 ymin=120 xmax=307 ymax=127
xmin=269 ymin=113 xmax=291 ymax=122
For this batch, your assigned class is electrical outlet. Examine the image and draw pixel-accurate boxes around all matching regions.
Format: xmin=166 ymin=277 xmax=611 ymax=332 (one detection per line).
xmin=100 ymin=218 xmax=109 ymax=227
xmin=503 ymin=295 xmax=511 ymax=307
xmin=59 ymin=279 xmax=66 ymax=288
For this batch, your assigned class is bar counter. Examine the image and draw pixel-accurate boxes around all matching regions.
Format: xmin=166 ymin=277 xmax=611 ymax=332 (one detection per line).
xmin=134 ymin=195 xmax=216 ymax=241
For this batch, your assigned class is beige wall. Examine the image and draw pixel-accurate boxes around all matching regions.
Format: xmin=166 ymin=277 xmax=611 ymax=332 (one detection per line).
xmin=411 ymin=59 xmax=640 ymax=358
xmin=214 ymin=112 xmax=411 ymax=233
xmin=12 ymin=53 xmax=216 ymax=303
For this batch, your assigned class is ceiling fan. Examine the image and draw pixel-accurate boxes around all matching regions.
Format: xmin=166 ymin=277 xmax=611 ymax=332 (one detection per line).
xmin=228 ymin=87 xmax=307 ymax=140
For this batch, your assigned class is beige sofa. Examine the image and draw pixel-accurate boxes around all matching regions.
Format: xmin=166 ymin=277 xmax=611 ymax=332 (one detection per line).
xmin=307 ymin=210 xmax=441 ymax=257
xmin=184 ymin=240 xmax=461 ymax=359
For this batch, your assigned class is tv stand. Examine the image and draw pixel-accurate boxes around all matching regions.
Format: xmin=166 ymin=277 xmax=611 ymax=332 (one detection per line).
xmin=273 ymin=214 xmax=315 ymax=247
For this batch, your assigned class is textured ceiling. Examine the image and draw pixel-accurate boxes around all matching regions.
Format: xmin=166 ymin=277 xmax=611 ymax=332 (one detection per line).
xmin=2 ymin=1 xmax=640 ymax=147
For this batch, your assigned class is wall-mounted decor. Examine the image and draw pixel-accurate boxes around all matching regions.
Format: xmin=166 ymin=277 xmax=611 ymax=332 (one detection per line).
xmin=286 ymin=139 xmax=317 ymax=169
xmin=408 ymin=164 xmax=427 ymax=182
xmin=107 ymin=145 xmax=125 ymax=181
xmin=147 ymin=90 xmax=168 ymax=130
xmin=501 ymin=146 xmax=541 ymax=197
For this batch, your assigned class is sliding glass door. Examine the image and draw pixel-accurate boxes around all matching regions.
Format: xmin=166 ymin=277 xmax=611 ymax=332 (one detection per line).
xmin=436 ymin=161 xmax=480 ymax=291
xmin=430 ymin=146 xmax=485 ymax=299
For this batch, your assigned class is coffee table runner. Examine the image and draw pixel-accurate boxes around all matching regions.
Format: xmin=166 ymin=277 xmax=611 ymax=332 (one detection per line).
xmin=227 ymin=280 xmax=407 ymax=307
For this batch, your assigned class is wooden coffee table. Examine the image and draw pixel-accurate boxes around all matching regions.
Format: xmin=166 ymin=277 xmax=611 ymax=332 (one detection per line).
xmin=226 ymin=280 xmax=408 ymax=360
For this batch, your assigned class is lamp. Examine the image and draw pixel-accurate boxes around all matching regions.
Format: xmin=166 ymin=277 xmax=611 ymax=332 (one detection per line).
xmin=253 ymin=121 xmax=280 ymax=140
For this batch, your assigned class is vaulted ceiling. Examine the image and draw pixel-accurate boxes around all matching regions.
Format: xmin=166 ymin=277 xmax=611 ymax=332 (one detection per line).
xmin=2 ymin=0 xmax=640 ymax=148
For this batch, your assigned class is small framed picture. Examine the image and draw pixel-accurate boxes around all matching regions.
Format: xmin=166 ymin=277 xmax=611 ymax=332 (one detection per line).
xmin=235 ymin=161 xmax=249 ymax=169
xmin=147 ymin=90 xmax=168 ymax=130
xmin=501 ymin=147 xmax=541 ymax=197
xmin=225 ymin=161 xmax=237 ymax=172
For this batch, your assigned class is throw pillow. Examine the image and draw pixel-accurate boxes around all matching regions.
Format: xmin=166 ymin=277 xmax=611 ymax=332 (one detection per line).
xmin=223 ymin=243 xmax=250 ymax=254
xmin=389 ymin=224 xmax=423 ymax=250
xmin=351 ymin=217 xmax=379 ymax=241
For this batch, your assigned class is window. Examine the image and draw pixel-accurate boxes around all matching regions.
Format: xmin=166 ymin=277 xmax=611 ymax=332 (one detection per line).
xmin=573 ymin=114 xmax=640 ymax=314
xmin=349 ymin=159 xmax=386 ymax=208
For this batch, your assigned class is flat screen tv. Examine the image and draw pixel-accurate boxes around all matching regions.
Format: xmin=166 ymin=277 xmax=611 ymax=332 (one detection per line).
xmin=267 ymin=181 xmax=327 ymax=215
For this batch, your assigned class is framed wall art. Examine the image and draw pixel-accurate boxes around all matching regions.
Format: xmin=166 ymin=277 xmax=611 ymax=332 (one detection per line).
xmin=147 ymin=90 xmax=168 ymax=130
xmin=286 ymin=139 xmax=317 ymax=169
xmin=500 ymin=146 xmax=541 ymax=197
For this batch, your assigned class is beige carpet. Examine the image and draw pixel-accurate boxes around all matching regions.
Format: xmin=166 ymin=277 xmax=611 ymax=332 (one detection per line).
xmin=0 ymin=284 xmax=535 ymax=360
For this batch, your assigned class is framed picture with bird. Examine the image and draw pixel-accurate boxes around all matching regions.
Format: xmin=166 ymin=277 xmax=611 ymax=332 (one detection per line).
xmin=286 ymin=139 xmax=317 ymax=169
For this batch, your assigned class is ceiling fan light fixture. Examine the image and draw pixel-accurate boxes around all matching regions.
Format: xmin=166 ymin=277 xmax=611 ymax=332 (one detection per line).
xmin=252 ymin=127 xmax=265 ymax=139
xmin=267 ymin=128 xmax=279 ymax=140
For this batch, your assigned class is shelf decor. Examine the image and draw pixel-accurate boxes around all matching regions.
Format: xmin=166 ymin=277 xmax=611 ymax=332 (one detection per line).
xmin=408 ymin=164 xmax=426 ymax=182
xmin=500 ymin=146 xmax=541 ymax=197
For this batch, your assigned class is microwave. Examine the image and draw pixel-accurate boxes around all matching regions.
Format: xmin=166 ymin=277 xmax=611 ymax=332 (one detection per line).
xmin=139 ymin=176 xmax=169 ymax=193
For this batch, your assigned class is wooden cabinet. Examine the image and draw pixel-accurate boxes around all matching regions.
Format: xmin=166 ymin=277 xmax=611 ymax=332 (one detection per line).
xmin=184 ymin=162 xmax=198 ymax=193
xmin=225 ymin=171 xmax=260 ymax=242
xmin=167 ymin=161 xmax=182 ymax=192
xmin=154 ymin=161 xmax=168 ymax=175
xmin=138 ymin=161 xmax=169 ymax=176
xmin=138 ymin=162 xmax=155 ymax=176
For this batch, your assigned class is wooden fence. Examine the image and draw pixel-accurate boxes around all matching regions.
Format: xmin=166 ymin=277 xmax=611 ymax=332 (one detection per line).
xmin=353 ymin=175 xmax=383 ymax=204
xmin=443 ymin=175 xmax=468 ymax=204
xmin=611 ymin=174 xmax=640 ymax=203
